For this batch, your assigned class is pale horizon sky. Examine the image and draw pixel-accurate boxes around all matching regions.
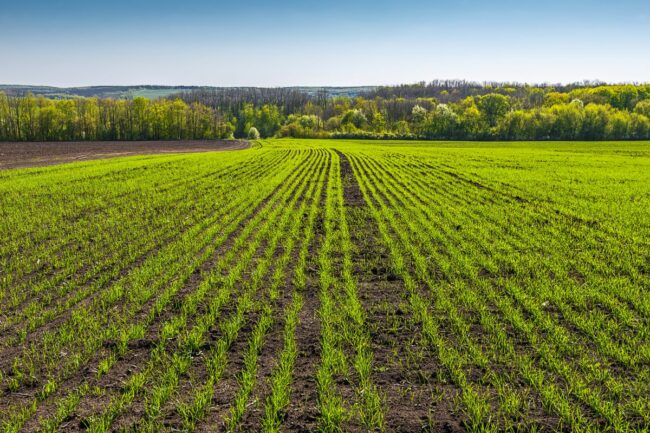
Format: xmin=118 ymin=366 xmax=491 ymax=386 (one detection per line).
xmin=1 ymin=0 xmax=649 ymax=87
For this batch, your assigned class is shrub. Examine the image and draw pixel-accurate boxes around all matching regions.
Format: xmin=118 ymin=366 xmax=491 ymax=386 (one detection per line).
xmin=247 ymin=127 xmax=260 ymax=140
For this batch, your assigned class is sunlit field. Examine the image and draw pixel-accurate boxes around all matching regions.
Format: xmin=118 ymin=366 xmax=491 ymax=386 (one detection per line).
xmin=1 ymin=139 xmax=648 ymax=433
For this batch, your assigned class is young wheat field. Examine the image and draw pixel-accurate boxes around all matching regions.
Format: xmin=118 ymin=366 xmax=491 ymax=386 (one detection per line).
xmin=0 ymin=139 xmax=648 ymax=433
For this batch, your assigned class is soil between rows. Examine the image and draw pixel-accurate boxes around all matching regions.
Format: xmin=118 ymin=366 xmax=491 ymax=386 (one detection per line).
xmin=0 ymin=140 xmax=249 ymax=169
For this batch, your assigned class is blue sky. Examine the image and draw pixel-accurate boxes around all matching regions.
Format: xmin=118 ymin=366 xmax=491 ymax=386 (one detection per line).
xmin=1 ymin=0 xmax=649 ymax=86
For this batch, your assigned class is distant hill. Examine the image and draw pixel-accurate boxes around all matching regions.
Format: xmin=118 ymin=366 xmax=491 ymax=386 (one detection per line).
xmin=0 ymin=85 xmax=376 ymax=99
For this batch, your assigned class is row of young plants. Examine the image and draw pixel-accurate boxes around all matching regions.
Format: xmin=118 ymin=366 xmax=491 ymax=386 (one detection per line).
xmin=389 ymin=152 xmax=649 ymax=372
xmin=0 ymin=151 xmax=291 ymax=345
xmin=0 ymin=150 xmax=294 ymax=305
xmin=387 ymin=154 xmax=649 ymax=425
xmin=347 ymin=152 xmax=499 ymax=431
xmin=347 ymin=147 xmax=647 ymax=432
xmin=315 ymin=151 xmax=384 ymax=433
xmin=0 ymin=150 xmax=313 ymax=431
xmin=373 ymin=150 xmax=646 ymax=369
xmin=76 ymin=149 xmax=327 ymax=433
xmin=260 ymin=157 xmax=327 ymax=432
xmin=0 ymin=154 xmax=252 ymax=316
xmin=0 ymin=153 xmax=211 ymax=263
xmin=390 ymin=145 xmax=649 ymax=321
xmin=367 ymin=146 xmax=646 ymax=350
xmin=220 ymin=150 xmax=330 ymax=432
xmin=0 ymin=150 xmax=288 ymax=384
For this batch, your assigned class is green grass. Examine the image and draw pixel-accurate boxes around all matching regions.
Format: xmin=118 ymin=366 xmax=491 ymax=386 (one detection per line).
xmin=0 ymin=139 xmax=648 ymax=433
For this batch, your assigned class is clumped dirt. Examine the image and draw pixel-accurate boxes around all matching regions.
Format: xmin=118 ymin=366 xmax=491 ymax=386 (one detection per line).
xmin=0 ymin=140 xmax=249 ymax=169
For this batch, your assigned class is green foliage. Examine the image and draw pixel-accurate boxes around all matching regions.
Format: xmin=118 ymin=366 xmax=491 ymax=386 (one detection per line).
xmin=2 ymin=83 xmax=650 ymax=141
xmin=544 ymin=92 xmax=571 ymax=107
xmin=0 ymin=93 xmax=232 ymax=141
xmin=549 ymin=102 xmax=584 ymax=140
xmin=634 ymin=99 xmax=650 ymax=118
xmin=278 ymin=114 xmax=326 ymax=138
xmin=411 ymin=104 xmax=427 ymax=124
xmin=247 ymin=126 xmax=260 ymax=140
xmin=341 ymin=109 xmax=368 ymax=130
xmin=236 ymin=103 xmax=283 ymax=138
xmin=478 ymin=93 xmax=511 ymax=127
xmin=421 ymin=104 xmax=460 ymax=139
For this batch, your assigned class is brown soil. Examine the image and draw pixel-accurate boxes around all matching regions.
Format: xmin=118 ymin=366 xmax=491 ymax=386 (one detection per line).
xmin=0 ymin=140 xmax=249 ymax=169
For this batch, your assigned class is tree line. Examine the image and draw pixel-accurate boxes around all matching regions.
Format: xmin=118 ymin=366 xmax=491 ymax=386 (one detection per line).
xmin=177 ymin=82 xmax=650 ymax=140
xmin=0 ymin=94 xmax=233 ymax=141
xmin=2 ymin=83 xmax=650 ymax=141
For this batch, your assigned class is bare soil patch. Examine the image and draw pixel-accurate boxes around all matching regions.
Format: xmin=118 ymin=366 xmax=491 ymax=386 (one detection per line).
xmin=0 ymin=140 xmax=249 ymax=169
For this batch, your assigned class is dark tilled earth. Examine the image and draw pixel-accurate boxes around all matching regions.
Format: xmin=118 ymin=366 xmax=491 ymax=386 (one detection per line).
xmin=0 ymin=140 xmax=249 ymax=169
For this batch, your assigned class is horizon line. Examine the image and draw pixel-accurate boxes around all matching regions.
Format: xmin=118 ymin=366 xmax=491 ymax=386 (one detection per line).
xmin=2 ymin=79 xmax=650 ymax=90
